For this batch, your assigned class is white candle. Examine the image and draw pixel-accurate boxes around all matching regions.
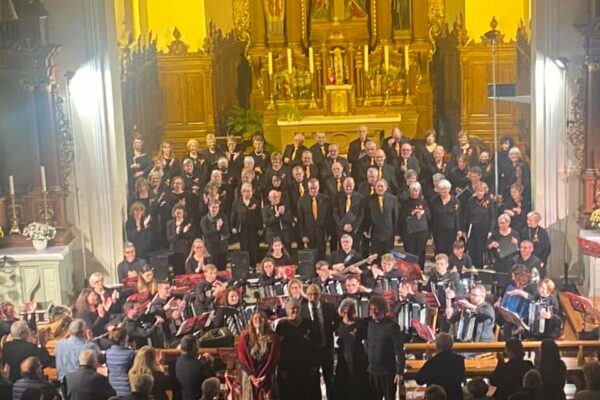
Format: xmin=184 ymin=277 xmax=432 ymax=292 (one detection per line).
xmin=404 ymin=45 xmax=410 ymax=72
xmin=8 ymin=175 xmax=14 ymax=196
xmin=268 ymin=52 xmax=273 ymax=75
xmin=308 ymin=47 xmax=314 ymax=74
xmin=384 ymin=45 xmax=389 ymax=71
xmin=287 ymin=48 xmax=293 ymax=74
xmin=41 ymin=166 xmax=47 ymax=192
xmin=364 ymin=44 xmax=369 ymax=72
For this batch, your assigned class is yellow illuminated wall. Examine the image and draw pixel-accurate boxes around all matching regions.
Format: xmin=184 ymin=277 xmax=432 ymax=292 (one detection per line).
xmin=146 ymin=0 xmax=207 ymax=52
xmin=445 ymin=0 xmax=530 ymax=41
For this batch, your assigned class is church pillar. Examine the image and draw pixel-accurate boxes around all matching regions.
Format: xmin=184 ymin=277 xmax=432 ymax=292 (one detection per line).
xmin=285 ymin=0 xmax=302 ymax=46
xmin=585 ymin=60 xmax=600 ymax=170
xmin=37 ymin=85 xmax=62 ymax=190
xmin=376 ymin=0 xmax=393 ymax=44
xmin=250 ymin=0 xmax=266 ymax=48
xmin=412 ymin=0 xmax=430 ymax=44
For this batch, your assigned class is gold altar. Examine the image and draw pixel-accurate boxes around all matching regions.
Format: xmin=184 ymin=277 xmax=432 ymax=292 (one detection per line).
xmin=244 ymin=0 xmax=440 ymax=146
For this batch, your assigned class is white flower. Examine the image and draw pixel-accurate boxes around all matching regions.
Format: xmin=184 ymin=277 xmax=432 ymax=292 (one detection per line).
xmin=22 ymin=222 xmax=57 ymax=241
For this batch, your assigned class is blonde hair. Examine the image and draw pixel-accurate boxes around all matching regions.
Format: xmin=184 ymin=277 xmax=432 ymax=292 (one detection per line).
xmin=186 ymin=139 xmax=200 ymax=152
xmin=129 ymin=346 xmax=162 ymax=387
xmin=381 ymin=253 xmax=395 ymax=265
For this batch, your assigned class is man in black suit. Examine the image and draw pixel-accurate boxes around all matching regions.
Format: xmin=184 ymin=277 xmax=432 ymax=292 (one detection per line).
xmin=416 ymin=333 xmax=466 ymax=400
xmin=363 ymin=179 xmax=400 ymax=257
xmin=310 ymin=131 xmax=329 ymax=170
xmin=297 ymin=178 xmax=331 ymax=261
xmin=176 ymin=335 xmax=215 ymax=400
xmin=357 ymin=167 xmax=378 ymax=197
xmin=373 ymin=149 xmax=399 ymax=194
xmin=2 ymin=321 xmax=52 ymax=383
xmin=347 ymin=125 xmax=369 ymax=170
xmin=63 ymin=349 xmax=116 ymax=400
xmin=262 ymin=189 xmax=294 ymax=249
xmin=355 ymin=140 xmax=378 ymax=184
xmin=289 ymin=165 xmax=307 ymax=218
xmin=330 ymin=234 xmax=364 ymax=273
xmin=320 ymin=143 xmax=349 ymax=180
xmin=300 ymin=150 xmax=320 ymax=181
xmin=282 ymin=133 xmax=307 ymax=167
xmin=302 ymin=284 xmax=338 ymax=400
xmin=398 ymin=142 xmax=421 ymax=176
xmin=382 ymin=127 xmax=410 ymax=164
xmin=334 ymin=177 xmax=364 ymax=248
xmin=323 ymin=161 xmax=346 ymax=207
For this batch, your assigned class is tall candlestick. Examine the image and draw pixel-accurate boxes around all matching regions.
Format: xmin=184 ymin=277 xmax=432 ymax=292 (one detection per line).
xmin=308 ymin=47 xmax=314 ymax=74
xmin=287 ymin=48 xmax=293 ymax=74
xmin=364 ymin=44 xmax=369 ymax=72
xmin=268 ymin=52 xmax=273 ymax=75
xmin=8 ymin=175 xmax=14 ymax=196
xmin=41 ymin=166 xmax=47 ymax=192
xmin=404 ymin=45 xmax=410 ymax=72
xmin=384 ymin=45 xmax=389 ymax=71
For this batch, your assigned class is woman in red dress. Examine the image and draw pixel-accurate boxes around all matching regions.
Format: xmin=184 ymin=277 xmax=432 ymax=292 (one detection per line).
xmin=237 ymin=312 xmax=281 ymax=400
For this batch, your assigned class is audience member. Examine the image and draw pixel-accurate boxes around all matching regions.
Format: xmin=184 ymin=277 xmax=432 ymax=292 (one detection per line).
xmin=574 ymin=361 xmax=600 ymax=400
xmin=424 ymin=384 xmax=448 ymax=400
xmin=200 ymin=377 xmax=222 ymax=400
xmin=55 ymin=319 xmax=101 ymax=383
xmin=11 ymin=356 xmax=59 ymax=400
xmin=117 ymin=373 xmax=154 ymax=400
xmin=2 ymin=321 xmax=52 ymax=383
xmin=416 ymin=333 xmax=465 ymax=400
xmin=508 ymin=369 xmax=544 ymax=400
xmin=128 ymin=346 xmax=169 ymax=400
xmin=538 ymin=339 xmax=567 ymax=400
xmin=467 ymin=378 xmax=491 ymax=400
xmin=63 ymin=349 xmax=116 ymax=400
xmin=489 ymin=338 xmax=534 ymax=400
xmin=175 ymin=335 xmax=215 ymax=400
xmin=105 ymin=327 xmax=135 ymax=397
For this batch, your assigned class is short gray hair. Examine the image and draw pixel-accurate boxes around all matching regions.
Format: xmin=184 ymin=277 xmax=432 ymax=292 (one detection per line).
xmin=69 ymin=319 xmax=87 ymax=338
xmin=498 ymin=213 xmax=511 ymax=224
xmin=338 ymin=298 xmax=357 ymax=316
xmin=123 ymin=241 xmax=135 ymax=251
xmin=79 ymin=349 xmax=97 ymax=367
xmin=409 ymin=181 xmax=422 ymax=192
xmin=10 ymin=320 xmax=30 ymax=340
xmin=432 ymin=173 xmax=445 ymax=182
xmin=437 ymin=179 xmax=452 ymax=190
xmin=88 ymin=272 xmax=103 ymax=286
xmin=201 ymin=377 xmax=221 ymax=398
xmin=285 ymin=297 xmax=301 ymax=309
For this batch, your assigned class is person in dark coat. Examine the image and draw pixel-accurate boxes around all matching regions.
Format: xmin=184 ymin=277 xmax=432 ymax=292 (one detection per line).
xmin=463 ymin=182 xmax=497 ymax=267
xmin=363 ymin=179 xmax=400 ymax=257
xmin=430 ymin=179 xmax=463 ymax=256
xmin=487 ymin=214 xmax=520 ymax=281
xmin=382 ymin=127 xmax=411 ymax=165
xmin=230 ymin=182 xmax=263 ymax=267
xmin=365 ymin=295 xmax=405 ymax=400
xmin=320 ymin=143 xmax=350 ymax=181
xmin=63 ymin=349 xmax=116 ymax=400
xmin=425 ymin=254 xmax=464 ymax=333
xmin=282 ymin=133 xmax=308 ymax=167
xmin=416 ymin=333 xmax=465 ymax=400
xmin=175 ymin=335 xmax=215 ymax=400
xmin=400 ymin=181 xmax=430 ymax=269
xmin=125 ymin=202 xmax=153 ymax=260
xmin=521 ymin=211 xmax=552 ymax=268
xmin=538 ymin=339 xmax=567 ymax=400
xmin=489 ymin=338 xmax=534 ymax=400
xmin=166 ymin=204 xmax=194 ymax=275
xmin=2 ymin=321 xmax=52 ymax=383
xmin=334 ymin=177 xmax=364 ymax=250
xmin=347 ymin=126 xmax=369 ymax=177
xmin=200 ymin=200 xmax=230 ymax=271
xmin=301 ymin=284 xmax=338 ymax=400
xmin=262 ymin=189 xmax=294 ymax=250
xmin=11 ymin=356 xmax=59 ymax=400
xmin=297 ymin=178 xmax=331 ymax=261
xmin=507 ymin=369 xmax=545 ymax=400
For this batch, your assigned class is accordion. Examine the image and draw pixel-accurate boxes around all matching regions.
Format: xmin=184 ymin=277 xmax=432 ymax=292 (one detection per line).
xmin=323 ymin=280 xmax=344 ymax=296
xmin=455 ymin=309 xmax=476 ymax=342
xmin=376 ymin=277 xmax=400 ymax=302
xmin=225 ymin=306 xmax=256 ymax=336
xmin=397 ymin=301 xmax=427 ymax=335
xmin=356 ymin=296 xmax=371 ymax=319
xmin=528 ymin=300 xmax=552 ymax=334
xmin=258 ymin=282 xmax=287 ymax=298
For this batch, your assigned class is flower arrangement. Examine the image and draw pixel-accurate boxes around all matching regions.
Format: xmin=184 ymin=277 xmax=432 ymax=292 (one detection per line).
xmin=590 ymin=209 xmax=600 ymax=230
xmin=22 ymin=222 xmax=56 ymax=241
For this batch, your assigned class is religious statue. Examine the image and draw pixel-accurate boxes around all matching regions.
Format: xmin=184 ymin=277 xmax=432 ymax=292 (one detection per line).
xmin=264 ymin=0 xmax=285 ymax=35
xmin=392 ymin=0 xmax=411 ymax=31
xmin=330 ymin=47 xmax=345 ymax=84
xmin=327 ymin=67 xmax=336 ymax=84
xmin=345 ymin=0 xmax=367 ymax=19
xmin=311 ymin=0 xmax=330 ymax=20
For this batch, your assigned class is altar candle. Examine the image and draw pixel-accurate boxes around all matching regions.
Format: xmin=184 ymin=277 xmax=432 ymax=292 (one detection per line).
xmin=268 ymin=52 xmax=273 ymax=75
xmin=41 ymin=166 xmax=47 ymax=192
xmin=364 ymin=44 xmax=369 ymax=72
xmin=308 ymin=47 xmax=314 ymax=74
xmin=8 ymin=175 xmax=14 ymax=196
xmin=287 ymin=48 xmax=293 ymax=74
xmin=404 ymin=45 xmax=410 ymax=72
xmin=384 ymin=45 xmax=389 ymax=71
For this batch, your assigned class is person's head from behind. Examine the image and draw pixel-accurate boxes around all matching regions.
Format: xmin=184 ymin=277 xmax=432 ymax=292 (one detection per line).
xmin=20 ymin=388 xmax=43 ymax=400
xmin=20 ymin=356 xmax=42 ymax=378
xmin=131 ymin=373 xmax=154 ymax=396
xmin=79 ymin=349 xmax=98 ymax=369
xmin=10 ymin=320 xmax=30 ymax=340
xmin=523 ymin=369 xmax=542 ymax=389
xmin=180 ymin=334 xmax=198 ymax=355
xmin=108 ymin=326 xmax=128 ymax=346
xmin=202 ymin=376 xmax=221 ymax=399
xmin=505 ymin=337 xmax=525 ymax=360
xmin=69 ymin=319 xmax=88 ymax=339
xmin=541 ymin=338 xmax=561 ymax=365
xmin=583 ymin=361 xmax=600 ymax=391
xmin=467 ymin=378 xmax=489 ymax=398
xmin=435 ymin=332 xmax=453 ymax=354
xmin=424 ymin=385 xmax=447 ymax=400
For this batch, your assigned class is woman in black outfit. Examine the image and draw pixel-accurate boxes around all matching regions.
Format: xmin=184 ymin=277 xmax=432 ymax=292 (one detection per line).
xmin=464 ymin=182 xmax=497 ymax=268
xmin=184 ymin=238 xmax=212 ymax=274
xmin=265 ymin=238 xmax=292 ymax=267
xmin=449 ymin=154 xmax=470 ymax=193
xmin=258 ymin=257 xmax=285 ymax=287
xmin=334 ymin=298 xmax=372 ymax=400
xmin=538 ymin=339 xmax=567 ymax=400
xmin=400 ymin=182 xmax=430 ymax=269
xmin=125 ymin=201 xmax=154 ymax=260
xmin=415 ymin=129 xmax=438 ymax=171
xmin=430 ymin=179 xmax=462 ymax=256
xmin=231 ymin=182 xmax=263 ymax=268
xmin=166 ymin=204 xmax=194 ymax=275
xmin=200 ymin=200 xmax=230 ymax=271
xmin=212 ymin=287 xmax=242 ymax=329
xmin=487 ymin=214 xmax=520 ymax=285
xmin=502 ymin=182 xmax=529 ymax=234
xmin=74 ymin=288 xmax=110 ymax=338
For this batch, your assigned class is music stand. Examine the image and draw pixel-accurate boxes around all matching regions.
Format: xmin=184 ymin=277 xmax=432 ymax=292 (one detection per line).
xmin=412 ymin=318 xmax=436 ymax=342
xmin=396 ymin=260 xmax=423 ymax=281
xmin=564 ymin=292 xmax=600 ymax=332
xmin=176 ymin=314 xmax=206 ymax=337
xmin=496 ymin=306 xmax=530 ymax=332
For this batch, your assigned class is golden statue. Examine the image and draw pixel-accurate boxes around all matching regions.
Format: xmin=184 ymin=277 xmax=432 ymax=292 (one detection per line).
xmin=264 ymin=0 xmax=285 ymax=35
xmin=331 ymin=47 xmax=345 ymax=84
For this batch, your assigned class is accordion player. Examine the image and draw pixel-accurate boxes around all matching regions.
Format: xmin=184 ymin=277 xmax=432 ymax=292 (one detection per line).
xmin=391 ymin=281 xmax=427 ymax=339
xmin=449 ymin=284 xmax=495 ymax=342
xmin=526 ymin=279 xmax=562 ymax=339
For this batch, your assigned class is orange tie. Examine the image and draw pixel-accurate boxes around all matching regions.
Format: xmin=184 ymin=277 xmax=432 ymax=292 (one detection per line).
xmin=370 ymin=158 xmax=374 ymax=166
xmin=336 ymin=179 xmax=341 ymax=191
xmin=312 ymin=197 xmax=318 ymax=220
xmin=378 ymin=195 xmax=384 ymax=212
xmin=395 ymin=142 xmax=400 ymax=156
xmin=305 ymin=166 xmax=310 ymax=178
xmin=321 ymin=146 xmax=326 ymax=156
xmin=291 ymin=148 xmax=297 ymax=160
xmin=360 ymin=141 xmax=365 ymax=151
xmin=378 ymin=167 xmax=383 ymax=180
xmin=346 ymin=195 xmax=351 ymax=213
xmin=299 ymin=184 xmax=305 ymax=197
xmin=370 ymin=186 xmax=375 ymax=195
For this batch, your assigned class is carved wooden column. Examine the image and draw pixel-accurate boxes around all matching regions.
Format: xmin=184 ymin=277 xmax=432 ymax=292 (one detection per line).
xmin=375 ymin=0 xmax=393 ymax=45
xmin=412 ymin=0 xmax=430 ymax=44
xmin=285 ymin=0 xmax=302 ymax=46
xmin=249 ymin=0 xmax=265 ymax=47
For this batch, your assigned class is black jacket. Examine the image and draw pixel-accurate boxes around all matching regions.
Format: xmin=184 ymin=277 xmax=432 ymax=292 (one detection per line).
xmin=416 ymin=350 xmax=466 ymax=400
xmin=64 ymin=365 xmax=116 ymax=400
xmin=489 ymin=358 xmax=535 ymax=400
xmin=2 ymin=339 xmax=52 ymax=382
xmin=364 ymin=193 xmax=399 ymax=240
xmin=297 ymin=194 xmax=331 ymax=240
xmin=365 ymin=317 xmax=405 ymax=376
xmin=300 ymin=301 xmax=338 ymax=349
xmin=175 ymin=353 xmax=215 ymax=400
